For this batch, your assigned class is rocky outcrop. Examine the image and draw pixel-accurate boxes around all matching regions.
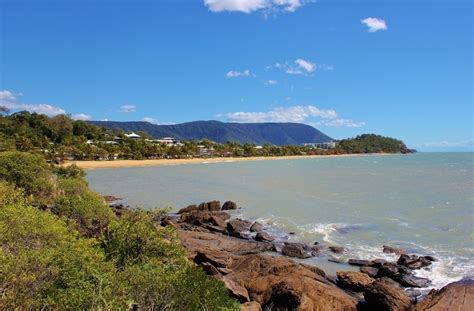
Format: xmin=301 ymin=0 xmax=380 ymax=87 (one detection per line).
xmin=412 ymin=279 xmax=474 ymax=311
xmin=179 ymin=210 xmax=230 ymax=226
xmin=336 ymin=271 xmax=375 ymax=292
xmin=222 ymin=200 xmax=238 ymax=210
xmin=364 ymin=280 xmax=412 ymax=311
xmin=178 ymin=200 xmax=221 ymax=213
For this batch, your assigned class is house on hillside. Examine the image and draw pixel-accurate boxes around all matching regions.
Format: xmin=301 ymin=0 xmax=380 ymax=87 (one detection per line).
xmin=149 ymin=137 xmax=183 ymax=147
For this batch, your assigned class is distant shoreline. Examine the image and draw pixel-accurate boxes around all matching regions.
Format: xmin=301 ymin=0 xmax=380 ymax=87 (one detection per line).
xmin=64 ymin=153 xmax=395 ymax=170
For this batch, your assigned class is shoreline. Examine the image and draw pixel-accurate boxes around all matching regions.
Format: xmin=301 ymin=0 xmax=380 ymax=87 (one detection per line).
xmin=64 ymin=153 xmax=395 ymax=170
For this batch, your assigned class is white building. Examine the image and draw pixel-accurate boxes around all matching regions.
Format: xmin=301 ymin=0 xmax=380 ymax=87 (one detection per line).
xmin=125 ymin=132 xmax=141 ymax=139
xmin=302 ymin=141 xmax=337 ymax=149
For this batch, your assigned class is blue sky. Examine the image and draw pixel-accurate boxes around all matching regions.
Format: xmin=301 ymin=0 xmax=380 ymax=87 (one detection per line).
xmin=0 ymin=0 xmax=472 ymax=151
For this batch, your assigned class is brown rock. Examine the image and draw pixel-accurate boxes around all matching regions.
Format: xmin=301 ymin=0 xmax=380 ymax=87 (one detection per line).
xmin=178 ymin=204 xmax=199 ymax=214
xmin=240 ymin=301 xmax=261 ymax=311
xmin=397 ymin=254 xmax=432 ymax=270
xmin=412 ymin=279 xmax=474 ymax=311
xmin=227 ymin=218 xmax=252 ymax=234
xmin=383 ymin=245 xmax=407 ymax=255
xmin=218 ymin=273 xmax=250 ymax=303
xmin=222 ymin=200 xmax=238 ymax=210
xmin=281 ymin=242 xmax=311 ymax=259
xmin=199 ymin=200 xmax=221 ymax=211
xmin=255 ymin=231 xmax=275 ymax=242
xmin=180 ymin=210 xmax=230 ymax=225
xmin=364 ymin=280 xmax=412 ymax=311
xmin=336 ymin=271 xmax=375 ymax=292
xmin=250 ymin=222 xmax=263 ymax=232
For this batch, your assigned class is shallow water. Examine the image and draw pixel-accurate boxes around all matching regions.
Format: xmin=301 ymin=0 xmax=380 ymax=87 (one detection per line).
xmin=87 ymin=152 xmax=474 ymax=288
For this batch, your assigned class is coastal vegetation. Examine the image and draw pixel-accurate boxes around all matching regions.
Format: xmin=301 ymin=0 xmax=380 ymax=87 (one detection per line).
xmin=0 ymin=151 xmax=239 ymax=310
xmin=0 ymin=110 xmax=412 ymax=163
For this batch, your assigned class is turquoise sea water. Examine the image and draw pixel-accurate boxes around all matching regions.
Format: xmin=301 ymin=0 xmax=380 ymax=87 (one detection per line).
xmin=87 ymin=153 xmax=474 ymax=289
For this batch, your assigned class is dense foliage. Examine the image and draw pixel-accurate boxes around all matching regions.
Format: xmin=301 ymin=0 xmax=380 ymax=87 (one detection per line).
xmin=0 ymin=110 xmax=411 ymax=162
xmin=0 ymin=151 xmax=239 ymax=310
xmin=337 ymin=134 xmax=411 ymax=154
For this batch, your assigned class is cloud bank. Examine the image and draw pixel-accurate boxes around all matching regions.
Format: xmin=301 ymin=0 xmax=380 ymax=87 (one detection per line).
xmin=0 ymin=89 xmax=66 ymax=116
xmin=203 ymin=0 xmax=310 ymax=14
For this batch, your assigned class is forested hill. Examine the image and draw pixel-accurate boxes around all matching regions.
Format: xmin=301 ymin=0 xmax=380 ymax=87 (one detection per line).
xmin=89 ymin=120 xmax=333 ymax=145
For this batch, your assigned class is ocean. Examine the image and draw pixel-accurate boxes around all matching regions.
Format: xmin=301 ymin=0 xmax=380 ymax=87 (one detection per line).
xmin=87 ymin=152 xmax=474 ymax=290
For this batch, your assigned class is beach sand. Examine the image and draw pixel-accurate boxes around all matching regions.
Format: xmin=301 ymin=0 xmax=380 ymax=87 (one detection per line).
xmin=64 ymin=153 xmax=391 ymax=170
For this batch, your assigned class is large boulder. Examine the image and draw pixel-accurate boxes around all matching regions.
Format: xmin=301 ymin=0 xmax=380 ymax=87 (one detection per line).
xmin=360 ymin=266 xmax=379 ymax=278
xmin=412 ymin=279 xmax=474 ymax=311
xmin=229 ymin=254 xmax=357 ymax=310
xmin=218 ymin=273 xmax=250 ymax=303
xmin=199 ymin=200 xmax=221 ymax=211
xmin=336 ymin=271 xmax=375 ymax=292
xmin=348 ymin=259 xmax=372 ymax=266
xmin=281 ymin=242 xmax=311 ymax=259
xmin=364 ymin=280 xmax=412 ymax=311
xmin=222 ymin=200 xmax=238 ymax=210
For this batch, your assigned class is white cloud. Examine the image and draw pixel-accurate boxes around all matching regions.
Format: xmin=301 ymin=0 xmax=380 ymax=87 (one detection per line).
xmin=203 ymin=0 xmax=310 ymax=14
xmin=143 ymin=117 xmax=160 ymax=125
xmin=361 ymin=17 xmax=387 ymax=32
xmin=264 ymin=79 xmax=278 ymax=85
xmin=226 ymin=69 xmax=254 ymax=78
xmin=268 ymin=58 xmax=332 ymax=76
xmin=72 ymin=113 xmax=92 ymax=121
xmin=318 ymin=118 xmax=366 ymax=128
xmin=221 ymin=105 xmax=337 ymax=123
xmin=0 ymin=89 xmax=66 ymax=116
xmin=119 ymin=105 xmax=136 ymax=113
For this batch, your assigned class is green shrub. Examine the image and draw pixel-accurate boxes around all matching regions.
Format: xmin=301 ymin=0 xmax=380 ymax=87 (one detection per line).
xmin=0 ymin=204 xmax=117 ymax=310
xmin=54 ymin=164 xmax=86 ymax=179
xmin=0 ymin=180 xmax=30 ymax=207
xmin=57 ymin=177 xmax=90 ymax=196
xmin=102 ymin=210 xmax=239 ymax=310
xmin=54 ymin=191 xmax=114 ymax=236
xmin=0 ymin=151 xmax=55 ymax=200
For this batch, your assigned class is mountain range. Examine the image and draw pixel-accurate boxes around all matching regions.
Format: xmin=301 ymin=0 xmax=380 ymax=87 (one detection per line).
xmin=90 ymin=120 xmax=333 ymax=145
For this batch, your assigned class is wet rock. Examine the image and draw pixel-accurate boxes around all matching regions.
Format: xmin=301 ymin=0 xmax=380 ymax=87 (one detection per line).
xmin=199 ymin=200 xmax=221 ymax=211
xmin=377 ymin=262 xmax=431 ymax=288
xmin=222 ymin=200 xmax=238 ymax=210
xmin=412 ymin=279 xmax=474 ymax=311
xmin=369 ymin=258 xmax=387 ymax=268
xmin=348 ymin=259 xmax=372 ymax=266
xmin=424 ymin=255 xmax=437 ymax=262
xmin=255 ymin=232 xmax=275 ymax=242
xmin=310 ymin=244 xmax=327 ymax=256
xmin=240 ymin=301 xmax=261 ymax=311
xmin=360 ymin=266 xmax=379 ymax=278
xmin=364 ymin=280 xmax=412 ymax=311
xmin=328 ymin=256 xmax=344 ymax=264
xmin=281 ymin=242 xmax=311 ymax=259
xmin=336 ymin=271 xmax=375 ymax=292
xmin=397 ymin=254 xmax=432 ymax=269
xmin=299 ymin=263 xmax=326 ymax=278
xmin=383 ymin=245 xmax=407 ymax=255
xmin=227 ymin=218 xmax=252 ymax=234
xmin=249 ymin=222 xmax=263 ymax=232
xmin=329 ymin=246 xmax=347 ymax=254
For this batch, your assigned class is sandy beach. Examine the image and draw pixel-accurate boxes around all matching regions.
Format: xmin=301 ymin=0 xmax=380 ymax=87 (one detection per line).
xmin=64 ymin=153 xmax=392 ymax=170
